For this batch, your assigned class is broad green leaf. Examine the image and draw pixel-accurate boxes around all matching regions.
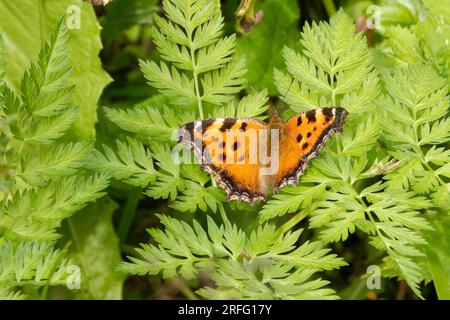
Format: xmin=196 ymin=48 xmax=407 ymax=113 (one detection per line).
xmin=0 ymin=34 xmax=4 ymax=84
xmin=61 ymin=196 xmax=125 ymax=300
xmin=0 ymin=0 xmax=111 ymax=139
xmin=367 ymin=0 xmax=424 ymax=32
xmin=236 ymin=0 xmax=300 ymax=95
xmin=423 ymin=216 xmax=450 ymax=300
xmin=102 ymin=0 xmax=159 ymax=42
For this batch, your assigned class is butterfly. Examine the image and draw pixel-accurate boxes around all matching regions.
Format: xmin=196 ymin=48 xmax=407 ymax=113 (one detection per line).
xmin=178 ymin=107 xmax=348 ymax=204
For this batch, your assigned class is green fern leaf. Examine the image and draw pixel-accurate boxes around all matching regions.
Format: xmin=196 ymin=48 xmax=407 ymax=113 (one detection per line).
xmin=119 ymin=214 xmax=344 ymax=298
xmin=275 ymin=9 xmax=379 ymax=112
xmin=0 ymin=241 xmax=75 ymax=298
xmin=104 ymin=105 xmax=195 ymax=142
xmin=86 ymin=138 xmax=157 ymax=187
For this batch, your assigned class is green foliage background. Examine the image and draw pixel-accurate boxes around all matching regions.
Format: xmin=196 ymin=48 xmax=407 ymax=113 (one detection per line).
xmin=0 ymin=0 xmax=449 ymax=300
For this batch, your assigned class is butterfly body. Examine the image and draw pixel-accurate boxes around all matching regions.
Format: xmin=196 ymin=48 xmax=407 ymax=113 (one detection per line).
xmin=178 ymin=107 xmax=348 ymax=203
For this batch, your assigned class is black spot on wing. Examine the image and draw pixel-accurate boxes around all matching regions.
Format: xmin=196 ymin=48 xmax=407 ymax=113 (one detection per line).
xmin=183 ymin=121 xmax=195 ymax=134
xmin=232 ymin=141 xmax=240 ymax=151
xmin=240 ymin=122 xmax=248 ymax=131
xmin=306 ymin=110 xmax=316 ymax=123
xmin=180 ymin=120 xmax=217 ymax=137
xmin=200 ymin=120 xmax=216 ymax=134
xmin=274 ymin=107 xmax=349 ymax=192
xmin=178 ymin=124 xmax=194 ymax=143
xmin=218 ymin=152 xmax=227 ymax=162
xmin=296 ymin=134 xmax=302 ymax=143
xmin=309 ymin=107 xmax=349 ymax=155
xmin=219 ymin=119 xmax=237 ymax=132
xmin=297 ymin=116 xmax=302 ymax=126
xmin=322 ymin=108 xmax=334 ymax=122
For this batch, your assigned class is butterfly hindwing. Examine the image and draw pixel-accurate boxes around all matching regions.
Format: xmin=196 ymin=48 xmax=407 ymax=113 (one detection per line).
xmin=179 ymin=118 xmax=268 ymax=203
xmin=274 ymin=107 xmax=348 ymax=191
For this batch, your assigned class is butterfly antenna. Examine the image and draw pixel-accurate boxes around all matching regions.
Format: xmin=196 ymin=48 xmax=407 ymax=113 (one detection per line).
xmin=281 ymin=78 xmax=295 ymax=101
xmin=268 ymin=103 xmax=276 ymax=117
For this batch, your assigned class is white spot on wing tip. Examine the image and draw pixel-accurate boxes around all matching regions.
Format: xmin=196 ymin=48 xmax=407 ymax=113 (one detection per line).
xmin=194 ymin=121 xmax=202 ymax=131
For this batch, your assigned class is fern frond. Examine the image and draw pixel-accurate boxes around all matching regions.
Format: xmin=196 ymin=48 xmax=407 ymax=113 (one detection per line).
xmin=86 ymin=138 xmax=157 ymax=187
xmin=140 ymin=61 xmax=197 ymax=106
xmin=340 ymin=117 xmax=380 ymax=156
xmin=20 ymin=19 xmax=74 ymax=117
xmin=170 ymin=181 xmax=225 ymax=213
xmin=23 ymin=106 xmax=78 ymax=145
xmin=2 ymin=18 xmax=79 ymax=152
xmin=275 ymin=9 xmax=379 ymax=113
xmin=104 ymin=105 xmax=195 ymax=142
xmin=0 ymin=18 xmax=108 ymax=299
xmin=140 ymin=0 xmax=248 ymax=111
xmin=210 ymin=90 xmax=269 ymax=119
xmin=145 ymin=175 xmax=184 ymax=201
xmin=419 ymin=118 xmax=450 ymax=145
xmin=198 ymin=260 xmax=339 ymax=300
xmin=297 ymin=143 xmax=433 ymax=297
xmin=0 ymin=175 xmax=108 ymax=241
xmin=0 ymin=241 xmax=75 ymax=298
xmin=273 ymin=69 xmax=325 ymax=110
xmin=201 ymin=56 xmax=247 ymax=105
xmin=17 ymin=142 xmax=91 ymax=187
xmin=370 ymin=222 xmax=426 ymax=299
xmin=260 ymin=185 xmax=325 ymax=222
xmin=119 ymin=214 xmax=344 ymax=299
xmin=144 ymin=142 xmax=184 ymax=200
xmin=378 ymin=64 xmax=449 ymax=206
xmin=0 ymin=288 xmax=26 ymax=300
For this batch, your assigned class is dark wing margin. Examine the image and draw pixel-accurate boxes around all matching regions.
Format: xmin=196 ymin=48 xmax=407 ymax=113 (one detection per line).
xmin=274 ymin=107 xmax=349 ymax=192
xmin=178 ymin=118 xmax=266 ymax=204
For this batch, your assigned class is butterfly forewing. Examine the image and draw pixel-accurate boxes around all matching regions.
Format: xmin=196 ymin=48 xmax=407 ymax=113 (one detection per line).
xmin=179 ymin=118 xmax=269 ymax=203
xmin=274 ymin=107 xmax=348 ymax=190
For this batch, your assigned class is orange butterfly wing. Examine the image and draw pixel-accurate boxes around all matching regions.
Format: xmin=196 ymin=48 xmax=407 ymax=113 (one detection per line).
xmin=179 ymin=118 xmax=269 ymax=203
xmin=274 ymin=107 xmax=348 ymax=191
xmin=179 ymin=107 xmax=348 ymax=203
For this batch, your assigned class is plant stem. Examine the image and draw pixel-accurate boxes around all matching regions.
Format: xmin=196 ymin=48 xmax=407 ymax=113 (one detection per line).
xmin=279 ymin=209 xmax=309 ymax=233
xmin=193 ymin=70 xmax=204 ymax=119
xmin=322 ymin=0 xmax=337 ymax=18
xmin=176 ymin=279 xmax=199 ymax=300
xmin=67 ymin=217 xmax=95 ymax=299
xmin=188 ymin=23 xmax=204 ymax=119
xmin=218 ymin=203 xmax=229 ymax=226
